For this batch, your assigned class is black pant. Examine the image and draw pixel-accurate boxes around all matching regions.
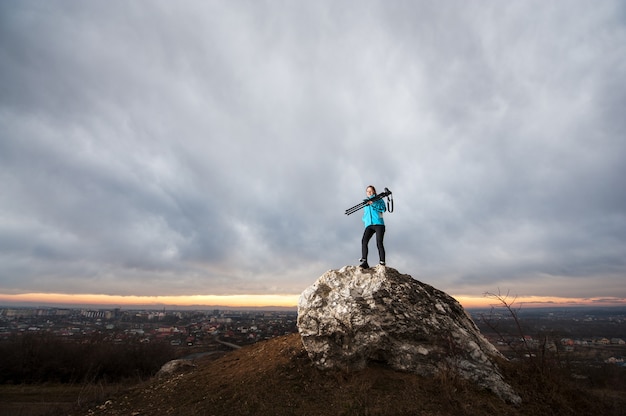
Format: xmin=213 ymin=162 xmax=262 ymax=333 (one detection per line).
xmin=361 ymin=225 xmax=385 ymax=263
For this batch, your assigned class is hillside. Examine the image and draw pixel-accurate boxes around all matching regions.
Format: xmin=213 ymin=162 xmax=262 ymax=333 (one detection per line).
xmin=83 ymin=333 xmax=625 ymax=416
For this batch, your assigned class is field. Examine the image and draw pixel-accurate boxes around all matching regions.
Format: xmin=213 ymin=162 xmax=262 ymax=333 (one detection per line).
xmin=0 ymin=335 xmax=624 ymax=416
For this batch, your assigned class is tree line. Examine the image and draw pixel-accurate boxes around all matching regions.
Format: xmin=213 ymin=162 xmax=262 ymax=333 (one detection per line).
xmin=0 ymin=332 xmax=175 ymax=384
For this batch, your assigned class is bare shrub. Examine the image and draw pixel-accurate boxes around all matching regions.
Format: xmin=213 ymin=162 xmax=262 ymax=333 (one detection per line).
xmin=0 ymin=332 xmax=175 ymax=384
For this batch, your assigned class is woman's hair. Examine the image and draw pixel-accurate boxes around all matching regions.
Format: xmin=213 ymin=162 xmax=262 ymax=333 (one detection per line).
xmin=366 ymin=185 xmax=377 ymax=194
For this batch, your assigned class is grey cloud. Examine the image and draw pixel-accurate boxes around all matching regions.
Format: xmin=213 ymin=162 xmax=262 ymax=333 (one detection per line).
xmin=1 ymin=1 xmax=625 ymax=301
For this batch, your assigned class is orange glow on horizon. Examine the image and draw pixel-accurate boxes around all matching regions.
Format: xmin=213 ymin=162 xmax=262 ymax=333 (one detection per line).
xmin=0 ymin=292 xmax=624 ymax=309
xmin=453 ymin=295 xmax=626 ymax=309
xmin=0 ymin=293 xmax=300 ymax=308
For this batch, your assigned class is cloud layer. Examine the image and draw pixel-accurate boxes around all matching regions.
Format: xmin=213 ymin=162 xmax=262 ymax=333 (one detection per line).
xmin=1 ymin=1 xmax=625 ymax=302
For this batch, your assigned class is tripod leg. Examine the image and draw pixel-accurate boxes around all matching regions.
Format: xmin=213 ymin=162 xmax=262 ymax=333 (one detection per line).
xmin=345 ymin=202 xmax=367 ymax=215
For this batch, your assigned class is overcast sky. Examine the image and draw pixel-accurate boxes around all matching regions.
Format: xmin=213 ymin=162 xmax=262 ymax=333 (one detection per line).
xmin=1 ymin=1 xmax=625 ymax=306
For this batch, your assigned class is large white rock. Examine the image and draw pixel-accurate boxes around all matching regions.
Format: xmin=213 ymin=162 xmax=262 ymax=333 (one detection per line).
xmin=155 ymin=359 xmax=196 ymax=378
xmin=297 ymin=265 xmax=521 ymax=404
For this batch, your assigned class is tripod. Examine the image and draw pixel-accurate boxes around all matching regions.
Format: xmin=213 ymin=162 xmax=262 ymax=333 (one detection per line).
xmin=345 ymin=187 xmax=394 ymax=215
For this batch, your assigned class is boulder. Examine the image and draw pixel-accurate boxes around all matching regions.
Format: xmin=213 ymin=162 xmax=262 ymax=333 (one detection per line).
xmin=297 ymin=265 xmax=521 ymax=404
xmin=156 ymin=359 xmax=196 ymax=378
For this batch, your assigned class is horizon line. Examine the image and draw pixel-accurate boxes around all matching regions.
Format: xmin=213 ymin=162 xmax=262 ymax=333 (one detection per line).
xmin=0 ymin=292 xmax=624 ymax=310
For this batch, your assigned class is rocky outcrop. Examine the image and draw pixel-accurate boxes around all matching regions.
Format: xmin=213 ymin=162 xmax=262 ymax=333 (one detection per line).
xmin=156 ymin=359 xmax=196 ymax=378
xmin=297 ymin=265 xmax=521 ymax=404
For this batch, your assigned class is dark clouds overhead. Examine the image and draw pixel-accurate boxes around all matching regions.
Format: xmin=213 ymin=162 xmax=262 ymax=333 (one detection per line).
xmin=1 ymin=0 xmax=625 ymax=302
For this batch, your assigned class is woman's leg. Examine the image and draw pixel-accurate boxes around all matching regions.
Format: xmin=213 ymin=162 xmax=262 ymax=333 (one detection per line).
xmin=374 ymin=225 xmax=386 ymax=263
xmin=361 ymin=226 xmax=375 ymax=261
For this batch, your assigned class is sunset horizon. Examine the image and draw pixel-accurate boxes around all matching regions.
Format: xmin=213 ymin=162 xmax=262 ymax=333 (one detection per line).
xmin=1 ymin=292 xmax=624 ymax=310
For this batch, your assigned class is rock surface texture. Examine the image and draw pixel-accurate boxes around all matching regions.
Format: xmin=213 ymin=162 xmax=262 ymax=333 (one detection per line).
xmin=297 ymin=265 xmax=521 ymax=404
xmin=155 ymin=359 xmax=196 ymax=378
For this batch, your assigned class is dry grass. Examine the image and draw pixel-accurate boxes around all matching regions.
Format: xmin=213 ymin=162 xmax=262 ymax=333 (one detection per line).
xmin=63 ymin=333 xmax=625 ymax=416
xmin=0 ymin=382 xmax=128 ymax=416
xmin=1 ymin=333 xmax=623 ymax=416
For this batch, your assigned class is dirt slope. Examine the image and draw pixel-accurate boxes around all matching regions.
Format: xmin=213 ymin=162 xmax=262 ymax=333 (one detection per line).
xmin=83 ymin=333 xmax=624 ymax=416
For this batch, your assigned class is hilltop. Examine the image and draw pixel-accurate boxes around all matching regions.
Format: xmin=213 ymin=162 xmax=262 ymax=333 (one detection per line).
xmin=82 ymin=331 xmax=625 ymax=416
xmin=83 ymin=265 xmax=626 ymax=415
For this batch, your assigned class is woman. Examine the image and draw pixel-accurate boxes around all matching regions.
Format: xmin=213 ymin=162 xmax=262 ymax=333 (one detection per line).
xmin=359 ymin=185 xmax=386 ymax=268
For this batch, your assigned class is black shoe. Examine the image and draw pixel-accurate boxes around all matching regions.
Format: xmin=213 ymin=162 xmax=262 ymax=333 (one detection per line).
xmin=359 ymin=259 xmax=370 ymax=269
xmin=379 ymin=261 xmax=386 ymax=266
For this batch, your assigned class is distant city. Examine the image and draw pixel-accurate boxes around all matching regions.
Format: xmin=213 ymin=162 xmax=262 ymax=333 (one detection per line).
xmin=1 ymin=305 xmax=624 ymax=366
xmin=0 ymin=305 xmax=297 ymax=351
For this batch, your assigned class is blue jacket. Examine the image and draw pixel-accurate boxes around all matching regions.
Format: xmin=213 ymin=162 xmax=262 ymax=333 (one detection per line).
xmin=362 ymin=196 xmax=386 ymax=227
